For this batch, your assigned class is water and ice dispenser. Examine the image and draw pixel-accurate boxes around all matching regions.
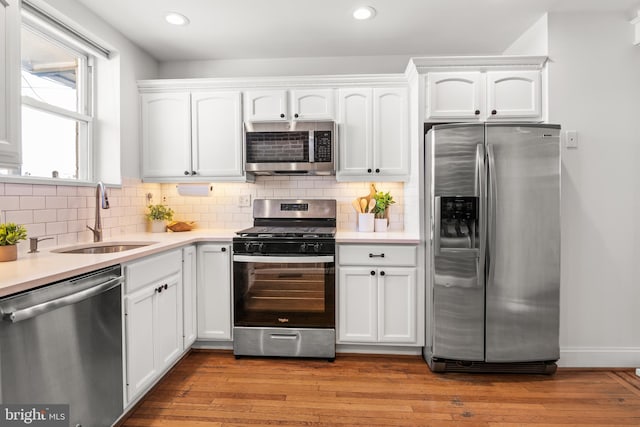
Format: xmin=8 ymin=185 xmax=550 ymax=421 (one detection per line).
xmin=434 ymin=196 xmax=478 ymax=254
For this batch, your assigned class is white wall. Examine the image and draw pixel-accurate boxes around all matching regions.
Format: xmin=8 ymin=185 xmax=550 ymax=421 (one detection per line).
xmin=159 ymin=55 xmax=413 ymax=79
xmin=37 ymin=0 xmax=159 ymax=180
xmin=547 ymin=12 xmax=640 ymax=367
xmin=503 ymin=13 xmax=548 ymax=55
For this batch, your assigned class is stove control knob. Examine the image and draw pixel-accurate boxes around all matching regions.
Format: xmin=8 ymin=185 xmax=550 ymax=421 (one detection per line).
xmin=313 ymin=243 xmax=321 ymax=253
xmin=244 ymin=242 xmax=253 ymax=252
xmin=258 ymin=242 xmax=266 ymax=253
xmin=300 ymin=243 xmax=307 ymax=252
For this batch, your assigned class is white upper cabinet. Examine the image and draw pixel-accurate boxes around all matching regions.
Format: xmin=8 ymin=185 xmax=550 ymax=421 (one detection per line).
xmin=191 ymin=91 xmax=243 ymax=177
xmin=141 ymin=92 xmax=192 ymax=178
xmin=337 ymin=88 xmax=372 ymax=176
xmin=290 ymin=89 xmax=335 ymax=120
xmin=0 ymin=0 xmax=21 ymax=169
xmin=426 ymin=72 xmax=482 ymax=121
xmin=244 ymin=89 xmax=335 ymax=122
xmin=141 ymin=90 xmax=245 ymax=181
xmin=425 ymin=69 xmax=543 ymax=122
xmin=373 ymin=88 xmax=409 ymax=178
xmin=337 ymin=87 xmax=409 ymax=182
xmin=244 ymin=90 xmax=289 ymax=121
xmin=486 ymin=70 xmax=541 ymax=120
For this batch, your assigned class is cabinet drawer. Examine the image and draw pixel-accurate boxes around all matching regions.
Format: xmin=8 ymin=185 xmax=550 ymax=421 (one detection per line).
xmin=338 ymin=245 xmax=417 ymax=267
xmin=125 ymin=249 xmax=182 ymax=293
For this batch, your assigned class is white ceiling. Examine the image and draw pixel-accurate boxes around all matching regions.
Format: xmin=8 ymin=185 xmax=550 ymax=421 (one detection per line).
xmin=76 ymin=0 xmax=640 ymax=62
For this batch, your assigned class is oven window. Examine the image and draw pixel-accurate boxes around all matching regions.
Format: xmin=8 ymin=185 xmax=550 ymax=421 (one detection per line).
xmin=245 ymin=132 xmax=309 ymax=163
xmin=234 ymin=260 xmax=335 ymax=328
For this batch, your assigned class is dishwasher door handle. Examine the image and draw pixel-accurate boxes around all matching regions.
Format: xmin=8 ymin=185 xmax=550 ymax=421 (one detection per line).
xmin=3 ymin=277 xmax=122 ymax=323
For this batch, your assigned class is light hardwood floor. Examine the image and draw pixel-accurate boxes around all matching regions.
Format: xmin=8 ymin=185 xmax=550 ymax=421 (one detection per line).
xmin=121 ymin=350 xmax=640 ymax=426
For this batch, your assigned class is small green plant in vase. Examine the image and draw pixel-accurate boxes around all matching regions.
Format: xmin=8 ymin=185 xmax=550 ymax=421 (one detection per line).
xmin=373 ymin=191 xmax=395 ymax=232
xmin=0 ymin=222 xmax=28 ymax=262
xmin=146 ymin=204 xmax=174 ymax=233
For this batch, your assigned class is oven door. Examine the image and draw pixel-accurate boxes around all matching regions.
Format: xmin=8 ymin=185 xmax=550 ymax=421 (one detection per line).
xmin=233 ymin=255 xmax=335 ymax=328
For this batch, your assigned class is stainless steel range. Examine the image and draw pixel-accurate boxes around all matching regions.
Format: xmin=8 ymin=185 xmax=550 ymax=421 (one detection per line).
xmin=232 ymin=199 xmax=336 ymax=360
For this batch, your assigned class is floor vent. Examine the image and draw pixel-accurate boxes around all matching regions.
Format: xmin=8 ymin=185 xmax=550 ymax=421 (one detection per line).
xmin=429 ymin=358 xmax=557 ymax=375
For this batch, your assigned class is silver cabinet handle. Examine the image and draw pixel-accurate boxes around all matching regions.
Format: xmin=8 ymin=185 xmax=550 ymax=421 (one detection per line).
xmin=269 ymin=333 xmax=299 ymax=340
xmin=233 ymin=255 xmax=334 ymax=264
xmin=368 ymin=253 xmax=385 ymax=258
xmin=3 ymin=277 xmax=122 ymax=323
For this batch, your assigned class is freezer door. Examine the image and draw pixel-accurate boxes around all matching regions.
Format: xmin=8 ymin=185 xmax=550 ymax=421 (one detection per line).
xmin=429 ymin=124 xmax=485 ymax=361
xmin=485 ymin=124 xmax=560 ymax=362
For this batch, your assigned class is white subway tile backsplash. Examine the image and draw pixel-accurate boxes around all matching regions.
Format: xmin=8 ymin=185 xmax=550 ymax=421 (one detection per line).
xmin=33 ymin=209 xmax=57 ymax=223
xmin=46 ymin=221 xmax=68 ymax=235
xmin=0 ymin=196 xmax=20 ymax=211
xmin=6 ymin=210 xmax=33 ymax=224
xmin=5 ymin=183 xmax=33 ymax=196
xmin=45 ymin=196 xmax=68 ymax=209
xmin=32 ymin=185 xmax=57 ymax=196
xmin=19 ymin=196 xmax=45 ymax=210
xmin=0 ymin=176 xmax=405 ymax=246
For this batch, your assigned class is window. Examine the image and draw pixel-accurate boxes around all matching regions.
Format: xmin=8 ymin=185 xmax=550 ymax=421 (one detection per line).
xmin=20 ymin=24 xmax=92 ymax=180
xmin=19 ymin=8 xmax=94 ymax=181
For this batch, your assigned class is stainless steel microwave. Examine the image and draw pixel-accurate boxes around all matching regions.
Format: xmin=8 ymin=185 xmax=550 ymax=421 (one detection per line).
xmin=244 ymin=121 xmax=336 ymax=175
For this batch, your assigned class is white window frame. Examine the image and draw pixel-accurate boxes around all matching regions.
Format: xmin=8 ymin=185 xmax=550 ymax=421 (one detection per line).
xmin=20 ymin=12 xmax=95 ymax=181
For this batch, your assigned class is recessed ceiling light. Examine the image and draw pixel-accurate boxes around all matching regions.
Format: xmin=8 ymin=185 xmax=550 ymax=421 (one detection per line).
xmin=353 ymin=6 xmax=376 ymax=20
xmin=165 ymin=12 xmax=190 ymax=26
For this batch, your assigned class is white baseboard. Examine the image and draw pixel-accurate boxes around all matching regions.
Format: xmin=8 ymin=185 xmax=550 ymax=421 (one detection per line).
xmin=337 ymin=344 xmax=422 ymax=355
xmin=559 ymin=347 xmax=640 ymax=368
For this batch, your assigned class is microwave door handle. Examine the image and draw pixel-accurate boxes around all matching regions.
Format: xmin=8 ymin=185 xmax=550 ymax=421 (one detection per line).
xmin=309 ymin=130 xmax=315 ymax=163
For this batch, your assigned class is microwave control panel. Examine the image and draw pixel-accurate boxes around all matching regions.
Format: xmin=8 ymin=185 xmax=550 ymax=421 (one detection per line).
xmin=314 ymin=131 xmax=332 ymax=162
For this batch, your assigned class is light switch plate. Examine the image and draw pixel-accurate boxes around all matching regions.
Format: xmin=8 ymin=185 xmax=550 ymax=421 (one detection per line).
xmin=564 ymin=130 xmax=578 ymax=149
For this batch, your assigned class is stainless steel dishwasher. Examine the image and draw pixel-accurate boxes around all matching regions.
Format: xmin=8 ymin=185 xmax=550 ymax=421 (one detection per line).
xmin=0 ymin=265 xmax=124 ymax=427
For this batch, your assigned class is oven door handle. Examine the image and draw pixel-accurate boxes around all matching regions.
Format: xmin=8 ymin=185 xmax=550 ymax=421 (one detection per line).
xmin=233 ymin=255 xmax=334 ymax=263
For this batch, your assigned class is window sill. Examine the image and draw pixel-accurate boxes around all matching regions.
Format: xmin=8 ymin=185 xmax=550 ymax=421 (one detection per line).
xmin=0 ymin=175 xmax=121 ymax=188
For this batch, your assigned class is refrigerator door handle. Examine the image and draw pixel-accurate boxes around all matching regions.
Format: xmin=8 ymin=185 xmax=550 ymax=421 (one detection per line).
xmin=476 ymin=144 xmax=486 ymax=286
xmin=487 ymin=143 xmax=498 ymax=288
xmin=434 ymin=196 xmax=442 ymax=256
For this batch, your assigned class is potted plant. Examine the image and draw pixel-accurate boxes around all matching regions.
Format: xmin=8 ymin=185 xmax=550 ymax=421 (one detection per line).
xmin=0 ymin=222 xmax=28 ymax=262
xmin=146 ymin=204 xmax=174 ymax=233
xmin=373 ymin=191 xmax=395 ymax=232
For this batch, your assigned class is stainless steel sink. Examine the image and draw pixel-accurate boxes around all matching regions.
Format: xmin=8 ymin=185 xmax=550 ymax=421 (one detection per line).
xmin=52 ymin=241 xmax=157 ymax=254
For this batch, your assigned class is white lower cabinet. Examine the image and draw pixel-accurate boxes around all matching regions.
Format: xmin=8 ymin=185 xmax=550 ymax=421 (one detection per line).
xmin=197 ymin=244 xmax=232 ymax=340
xmin=182 ymin=245 xmax=197 ymax=348
xmin=124 ymin=249 xmax=183 ymax=404
xmin=337 ymin=244 xmax=420 ymax=345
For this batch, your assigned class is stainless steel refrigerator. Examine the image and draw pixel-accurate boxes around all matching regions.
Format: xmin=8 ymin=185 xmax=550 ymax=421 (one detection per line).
xmin=423 ymin=123 xmax=560 ymax=374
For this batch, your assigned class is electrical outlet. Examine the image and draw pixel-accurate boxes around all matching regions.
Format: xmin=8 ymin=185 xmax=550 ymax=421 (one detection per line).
xmin=564 ymin=130 xmax=578 ymax=149
xmin=238 ymin=195 xmax=251 ymax=207
xmin=162 ymin=195 xmax=167 ymax=203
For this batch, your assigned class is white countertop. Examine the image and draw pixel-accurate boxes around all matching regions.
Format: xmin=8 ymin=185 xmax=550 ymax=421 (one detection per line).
xmin=0 ymin=229 xmax=421 ymax=298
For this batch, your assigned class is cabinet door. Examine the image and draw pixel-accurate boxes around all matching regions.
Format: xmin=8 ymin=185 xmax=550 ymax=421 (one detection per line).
xmin=378 ymin=268 xmax=417 ymax=343
xmin=197 ymin=244 xmax=232 ymax=340
xmin=154 ymin=273 xmax=183 ymax=370
xmin=337 ymin=88 xmax=372 ymax=178
xmin=244 ymin=90 xmax=288 ymax=121
xmin=0 ymin=0 xmax=21 ymax=168
xmin=338 ymin=267 xmax=377 ymax=343
xmin=290 ymin=89 xmax=335 ymax=120
xmin=182 ymin=245 xmax=197 ymax=348
xmin=141 ymin=92 xmax=191 ymax=178
xmin=426 ymin=72 xmax=482 ymax=121
xmin=125 ymin=284 xmax=157 ymax=402
xmin=486 ymin=70 xmax=541 ymax=120
xmin=373 ymin=88 xmax=409 ymax=179
xmin=191 ymin=91 xmax=243 ymax=177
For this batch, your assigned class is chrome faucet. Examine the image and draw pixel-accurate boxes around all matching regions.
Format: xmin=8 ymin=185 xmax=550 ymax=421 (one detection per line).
xmin=87 ymin=181 xmax=109 ymax=242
